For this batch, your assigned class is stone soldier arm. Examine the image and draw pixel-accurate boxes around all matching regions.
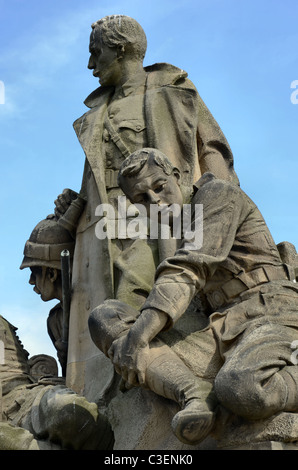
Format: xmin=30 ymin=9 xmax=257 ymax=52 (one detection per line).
xmin=108 ymin=175 xmax=244 ymax=382
xmin=141 ymin=174 xmax=244 ymax=330
xmin=54 ymin=189 xmax=86 ymax=238
xmin=144 ymin=65 xmax=239 ymax=189
xmin=195 ymin=90 xmax=238 ymax=185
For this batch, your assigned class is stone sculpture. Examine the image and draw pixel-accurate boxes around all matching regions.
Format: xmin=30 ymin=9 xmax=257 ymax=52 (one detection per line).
xmin=0 ymin=313 xmax=113 ymax=450
xmin=0 ymin=216 xmax=114 ymax=450
xmin=10 ymin=14 xmax=297 ymax=450
xmin=55 ymin=13 xmax=239 ymax=406
xmin=20 ymin=215 xmax=75 ymax=374
xmin=89 ymin=148 xmax=298 ymax=448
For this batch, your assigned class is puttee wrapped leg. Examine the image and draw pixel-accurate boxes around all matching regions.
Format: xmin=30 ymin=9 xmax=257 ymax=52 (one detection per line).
xmin=89 ymin=299 xmax=217 ymax=445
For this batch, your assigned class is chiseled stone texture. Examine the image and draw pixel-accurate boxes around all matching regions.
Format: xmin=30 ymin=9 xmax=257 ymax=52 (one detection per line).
xmin=106 ymin=387 xmax=298 ymax=450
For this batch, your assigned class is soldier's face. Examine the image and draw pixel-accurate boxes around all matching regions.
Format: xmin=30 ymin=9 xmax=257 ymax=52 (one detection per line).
xmin=29 ymin=267 xmax=57 ymax=302
xmin=120 ymin=162 xmax=183 ymax=221
xmin=88 ymin=32 xmax=121 ymax=86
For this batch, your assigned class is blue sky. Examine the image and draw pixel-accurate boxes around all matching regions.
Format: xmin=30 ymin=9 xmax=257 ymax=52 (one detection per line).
xmin=0 ymin=0 xmax=297 ymax=365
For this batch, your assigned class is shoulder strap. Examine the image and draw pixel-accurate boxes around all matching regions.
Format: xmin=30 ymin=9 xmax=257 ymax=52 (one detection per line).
xmin=104 ymin=115 xmax=132 ymax=158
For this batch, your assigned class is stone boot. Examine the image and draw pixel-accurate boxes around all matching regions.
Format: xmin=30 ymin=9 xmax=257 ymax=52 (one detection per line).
xmin=280 ymin=366 xmax=298 ymax=413
xmin=171 ymin=382 xmax=217 ymax=445
xmin=145 ymin=340 xmax=217 ymax=445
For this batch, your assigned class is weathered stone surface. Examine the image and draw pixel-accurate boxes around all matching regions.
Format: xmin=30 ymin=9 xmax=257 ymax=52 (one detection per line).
xmin=13 ymin=14 xmax=298 ymax=451
xmin=107 ymin=388 xmax=298 ymax=450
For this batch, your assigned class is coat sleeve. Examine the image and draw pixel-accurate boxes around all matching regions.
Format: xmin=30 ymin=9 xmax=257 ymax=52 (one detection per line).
xmin=194 ymin=87 xmax=239 ymax=185
xmin=141 ymin=177 xmax=244 ymax=328
xmin=145 ymin=77 xmax=239 ymax=190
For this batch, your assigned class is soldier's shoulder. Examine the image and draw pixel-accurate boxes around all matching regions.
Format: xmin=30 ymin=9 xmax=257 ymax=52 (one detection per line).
xmin=145 ymin=62 xmax=197 ymax=91
xmin=193 ymin=172 xmax=242 ymax=199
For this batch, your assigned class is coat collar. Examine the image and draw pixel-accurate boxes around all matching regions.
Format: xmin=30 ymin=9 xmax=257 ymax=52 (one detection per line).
xmin=83 ymin=62 xmax=189 ymax=109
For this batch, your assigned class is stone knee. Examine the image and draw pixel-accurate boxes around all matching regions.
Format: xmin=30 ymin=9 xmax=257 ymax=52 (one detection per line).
xmin=29 ymin=385 xmax=114 ymax=450
xmin=214 ymin=365 xmax=290 ymax=420
xmin=89 ymin=299 xmax=139 ymax=356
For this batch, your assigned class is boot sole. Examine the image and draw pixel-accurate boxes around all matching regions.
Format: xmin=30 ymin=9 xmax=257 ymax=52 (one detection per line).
xmin=172 ymin=410 xmax=215 ymax=445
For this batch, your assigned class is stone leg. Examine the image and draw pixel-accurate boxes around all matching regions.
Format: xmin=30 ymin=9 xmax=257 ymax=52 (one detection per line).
xmin=214 ymin=322 xmax=298 ymax=420
xmin=89 ymin=299 xmax=218 ymax=445
xmin=27 ymin=385 xmax=114 ymax=450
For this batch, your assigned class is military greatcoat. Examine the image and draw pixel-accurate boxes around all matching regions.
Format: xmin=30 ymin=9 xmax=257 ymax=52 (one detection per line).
xmin=66 ymin=63 xmax=239 ymax=401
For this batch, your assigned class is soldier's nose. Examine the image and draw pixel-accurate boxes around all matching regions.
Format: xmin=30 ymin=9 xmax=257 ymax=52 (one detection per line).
xmin=88 ymin=56 xmax=94 ymax=69
xmin=147 ymin=190 xmax=161 ymax=205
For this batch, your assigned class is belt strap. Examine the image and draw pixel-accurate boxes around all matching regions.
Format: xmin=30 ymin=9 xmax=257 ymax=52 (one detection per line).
xmin=206 ymin=265 xmax=292 ymax=310
xmin=104 ymin=116 xmax=132 ymax=159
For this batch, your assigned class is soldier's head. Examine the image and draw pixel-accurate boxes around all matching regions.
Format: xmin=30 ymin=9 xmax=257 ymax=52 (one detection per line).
xmin=88 ymin=15 xmax=147 ymax=86
xmin=20 ymin=216 xmax=74 ymax=302
xmin=118 ymin=148 xmax=183 ymax=218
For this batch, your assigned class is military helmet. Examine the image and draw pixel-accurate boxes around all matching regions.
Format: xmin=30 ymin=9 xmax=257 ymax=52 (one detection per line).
xmin=20 ymin=215 xmax=75 ymax=271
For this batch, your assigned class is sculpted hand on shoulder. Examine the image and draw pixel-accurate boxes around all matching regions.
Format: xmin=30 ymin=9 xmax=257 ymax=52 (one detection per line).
xmin=54 ymin=188 xmax=79 ymax=219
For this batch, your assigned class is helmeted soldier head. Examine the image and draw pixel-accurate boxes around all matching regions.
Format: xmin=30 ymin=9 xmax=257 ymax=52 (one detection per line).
xmin=20 ymin=215 xmax=75 ymax=302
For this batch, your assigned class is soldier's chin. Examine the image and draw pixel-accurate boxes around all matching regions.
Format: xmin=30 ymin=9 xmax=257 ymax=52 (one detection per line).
xmin=96 ymin=73 xmax=110 ymax=86
xmin=40 ymin=293 xmax=51 ymax=302
xmin=93 ymin=70 xmax=101 ymax=81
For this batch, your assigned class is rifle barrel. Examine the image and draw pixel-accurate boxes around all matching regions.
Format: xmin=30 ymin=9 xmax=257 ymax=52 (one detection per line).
xmin=61 ymin=249 xmax=71 ymax=344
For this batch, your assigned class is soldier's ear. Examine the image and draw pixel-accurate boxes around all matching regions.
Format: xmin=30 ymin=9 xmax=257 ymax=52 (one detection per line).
xmin=173 ymin=168 xmax=181 ymax=186
xmin=47 ymin=268 xmax=58 ymax=284
xmin=117 ymin=44 xmax=125 ymax=59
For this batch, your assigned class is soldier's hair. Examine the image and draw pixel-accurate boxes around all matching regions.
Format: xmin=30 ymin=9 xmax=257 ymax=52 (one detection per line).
xmin=118 ymin=148 xmax=177 ymax=184
xmin=91 ymin=15 xmax=147 ymax=60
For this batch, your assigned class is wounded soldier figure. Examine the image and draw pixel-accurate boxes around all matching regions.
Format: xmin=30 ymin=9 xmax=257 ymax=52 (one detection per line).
xmin=89 ymin=147 xmax=298 ymax=446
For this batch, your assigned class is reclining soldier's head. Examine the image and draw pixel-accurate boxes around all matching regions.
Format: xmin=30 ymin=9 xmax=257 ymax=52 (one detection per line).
xmin=118 ymin=147 xmax=183 ymax=216
xmin=20 ymin=216 xmax=74 ymax=302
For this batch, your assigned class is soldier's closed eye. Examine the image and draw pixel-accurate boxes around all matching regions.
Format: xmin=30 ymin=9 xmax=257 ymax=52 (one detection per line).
xmin=154 ymin=182 xmax=167 ymax=193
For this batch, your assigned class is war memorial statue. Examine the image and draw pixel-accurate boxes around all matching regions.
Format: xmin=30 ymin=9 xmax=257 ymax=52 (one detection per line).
xmin=2 ymin=14 xmax=297 ymax=450
xmin=89 ymin=148 xmax=298 ymax=448
xmin=54 ymin=13 xmax=239 ymax=409
xmin=0 ymin=216 xmax=113 ymax=450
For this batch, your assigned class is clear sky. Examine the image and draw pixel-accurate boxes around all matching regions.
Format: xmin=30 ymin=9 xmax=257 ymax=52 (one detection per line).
xmin=0 ymin=0 xmax=297 ymax=367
